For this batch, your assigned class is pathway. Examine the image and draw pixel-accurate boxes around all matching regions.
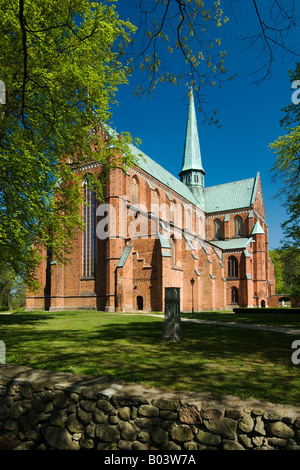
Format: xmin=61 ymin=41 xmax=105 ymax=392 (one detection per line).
xmin=118 ymin=313 xmax=300 ymax=335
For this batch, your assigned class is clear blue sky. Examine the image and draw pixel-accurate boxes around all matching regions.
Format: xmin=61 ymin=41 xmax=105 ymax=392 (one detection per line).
xmin=109 ymin=1 xmax=300 ymax=250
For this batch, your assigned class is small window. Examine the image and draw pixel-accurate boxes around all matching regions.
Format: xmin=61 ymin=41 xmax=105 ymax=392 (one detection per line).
xmin=213 ymin=218 xmax=222 ymax=240
xmin=170 ymin=201 xmax=175 ymax=224
xmin=228 ymin=256 xmax=238 ymax=278
xmin=170 ymin=236 xmax=176 ymax=266
xmin=131 ymin=176 xmax=138 ymax=205
xmin=231 ymin=287 xmax=238 ymax=304
xmin=153 ymin=189 xmax=159 ymax=205
xmin=234 ymin=215 xmax=243 ymax=237
xmin=153 ymin=189 xmax=160 ymax=217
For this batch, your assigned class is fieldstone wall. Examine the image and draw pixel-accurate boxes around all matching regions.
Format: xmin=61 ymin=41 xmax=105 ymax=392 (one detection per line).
xmin=1 ymin=365 xmax=300 ymax=451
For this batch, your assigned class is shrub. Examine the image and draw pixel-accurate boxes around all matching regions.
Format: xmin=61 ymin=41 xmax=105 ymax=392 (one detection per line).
xmin=233 ymin=307 xmax=300 ymax=314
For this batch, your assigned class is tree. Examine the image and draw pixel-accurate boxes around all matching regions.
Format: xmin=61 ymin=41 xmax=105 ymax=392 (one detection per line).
xmin=124 ymin=0 xmax=300 ymax=121
xmin=269 ymin=63 xmax=300 ymax=249
xmin=228 ymin=0 xmax=299 ymax=84
xmin=269 ymin=249 xmax=286 ymax=294
xmin=1 ymin=1 xmax=299 ymax=291
xmin=0 ymin=0 xmax=136 ymax=289
xmin=270 ymin=249 xmax=300 ymax=296
xmin=269 ymin=63 xmax=300 ymax=295
xmin=0 ymin=270 xmax=26 ymax=311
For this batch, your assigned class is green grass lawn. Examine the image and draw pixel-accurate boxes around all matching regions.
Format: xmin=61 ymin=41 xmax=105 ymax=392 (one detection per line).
xmin=1 ymin=310 xmax=300 ymax=406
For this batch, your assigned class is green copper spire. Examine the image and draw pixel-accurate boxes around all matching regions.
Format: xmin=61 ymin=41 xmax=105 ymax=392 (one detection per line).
xmin=180 ymin=87 xmax=205 ymax=175
xmin=179 ymin=87 xmax=205 ymax=198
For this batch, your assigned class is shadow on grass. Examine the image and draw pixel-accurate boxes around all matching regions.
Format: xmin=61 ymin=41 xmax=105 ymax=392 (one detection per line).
xmin=0 ymin=311 xmax=56 ymax=326
xmin=1 ymin=312 xmax=299 ymax=404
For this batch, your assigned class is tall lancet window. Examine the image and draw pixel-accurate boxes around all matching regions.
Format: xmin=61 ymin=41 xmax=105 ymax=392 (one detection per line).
xmin=213 ymin=218 xmax=222 ymax=240
xmin=153 ymin=189 xmax=159 ymax=212
xmin=234 ymin=215 xmax=243 ymax=237
xmin=170 ymin=236 xmax=176 ymax=266
xmin=131 ymin=176 xmax=139 ymax=205
xmin=83 ymin=179 xmax=97 ymax=278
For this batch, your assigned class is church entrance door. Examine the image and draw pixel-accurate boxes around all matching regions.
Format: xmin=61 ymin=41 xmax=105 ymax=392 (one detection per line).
xmin=137 ymin=296 xmax=143 ymax=310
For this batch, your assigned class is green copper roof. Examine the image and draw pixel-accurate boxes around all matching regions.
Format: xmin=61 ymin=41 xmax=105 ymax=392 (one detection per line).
xmin=158 ymin=232 xmax=171 ymax=248
xmin=128 ymin=143 xmax=204 ymax=209
xmin=117 ymin=245 xmax=132 ymax=268
xmin=204 ymin=175 xmax=259 ymax=213
xmin=107 ymin=121 xmax=259 ymax=216
xmin=251 ymin=220 xmax=265 ymax=235
xmin=179 ymin=88 xmax=205 ymax=175
xmin=210 ymin=237 xmax=254 ymax=251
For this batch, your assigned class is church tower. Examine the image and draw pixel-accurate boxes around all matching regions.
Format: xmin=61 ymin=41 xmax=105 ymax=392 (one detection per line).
xmin=179 ymin=87 xmax=206 ymax=203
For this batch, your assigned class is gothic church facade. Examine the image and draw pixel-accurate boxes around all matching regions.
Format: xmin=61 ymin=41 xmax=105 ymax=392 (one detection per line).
xmin=26 ymin=90 xmax=276 ymax=312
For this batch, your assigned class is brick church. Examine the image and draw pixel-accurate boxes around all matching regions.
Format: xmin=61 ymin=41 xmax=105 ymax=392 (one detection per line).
xmin=26 ymin=89 xmax=276 ymax=312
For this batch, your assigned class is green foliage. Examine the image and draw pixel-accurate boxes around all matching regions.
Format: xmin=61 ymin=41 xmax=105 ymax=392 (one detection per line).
xmin=233 ymin=307 xmax=300 ymax=314
xmin=270 ymin=248 xmax=300 ymax=296
xmin=269 ymin=63 xmax=300 ymax=294
xmin=0 ymin=271 xmax=26 ymax=310
xmin=270 ymin=247 xmax=300 ymax=295
xmin=0 ymin=0 xmax=136 ymax=289
xmin=270 ymin=249 xmax=290 ymax=294
xmin=269 ymin=63 xmax=300 ymax=251
xmin=127 ymin=0 xmax=233 ymax=124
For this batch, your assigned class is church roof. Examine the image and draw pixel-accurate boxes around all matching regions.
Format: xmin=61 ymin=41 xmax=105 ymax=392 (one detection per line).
xmin=129 ymin=143 xmax=259 ymax=214
xmin=117 ymin=245 xmax=132 ymax=267
xmin=179 ymin=87 xmax=205 ymax=176
xmin=204 ymin=174 xmax=259 ymax=213
xmin=210 ymin=237 xmax=254 ymax=251
xmin=107 ymin=115 xmax=259 ymax=215
xmin=251 ymin=220 xmax=265 ymax=235
xmin=128 ymin=143 xmax=203 ymax=209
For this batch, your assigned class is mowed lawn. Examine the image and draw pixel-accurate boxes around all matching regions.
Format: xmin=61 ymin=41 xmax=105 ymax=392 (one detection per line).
xmin=1 ymin=310 xmax=300 ymax=406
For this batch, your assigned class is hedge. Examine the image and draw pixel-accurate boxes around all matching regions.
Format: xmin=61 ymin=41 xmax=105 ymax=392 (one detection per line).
xmin=233 ymin=307 xmax=300 ymax=314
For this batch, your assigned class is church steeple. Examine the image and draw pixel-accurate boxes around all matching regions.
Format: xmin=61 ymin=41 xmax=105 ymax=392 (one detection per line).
xmin=179 ymin=87 xmax=205 ymax=192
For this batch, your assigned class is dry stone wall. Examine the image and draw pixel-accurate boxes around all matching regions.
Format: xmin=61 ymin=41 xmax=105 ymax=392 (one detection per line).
xmin=1 ymin=365 xmax=300 ymax=451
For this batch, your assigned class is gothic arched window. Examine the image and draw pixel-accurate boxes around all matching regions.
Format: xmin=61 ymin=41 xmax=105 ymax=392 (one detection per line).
xmin=153 ymin=189 xmax=160 ymax=217
xmin=83 ymin=178 xmax=97 ymax=278
xmin=213 ymin=218 xmax=222 ymax=240
xmin=170 ymin=236 xmax=176 ymax=266
xmin=153 ymin=189 xmax=159 ymax=205
xmin=131 ymin=176 xmax=139 ymax=205
xmin=231 ymin=287 xmax=238 ymax=304
xmin=234 ymin=215 xmax=243 ymax=237
xmin=228 ymin=256 xmax=238 ymax=278
xmin=170 ymin=200 xmax=175 ymax=224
